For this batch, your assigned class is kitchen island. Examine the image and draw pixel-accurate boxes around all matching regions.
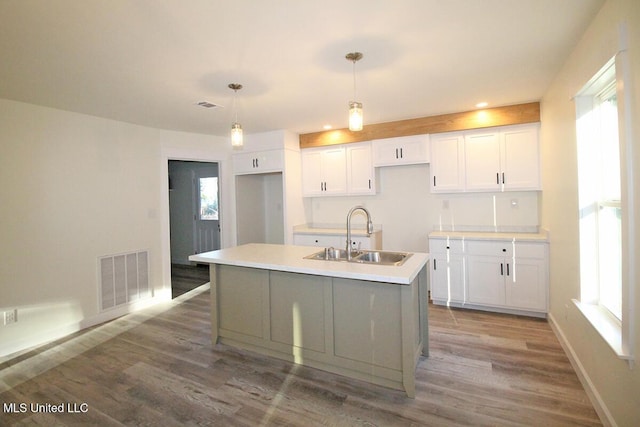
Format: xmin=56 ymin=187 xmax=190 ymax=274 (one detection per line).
xmin=189 ymin=243 xmax=429 ymax=397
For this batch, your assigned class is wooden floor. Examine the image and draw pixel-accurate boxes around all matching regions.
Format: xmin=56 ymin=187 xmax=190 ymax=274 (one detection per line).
xmin=171 ymin=263 xmax=209 ymax=298
xmin=0 ymin=288 xmax=601 ymax=426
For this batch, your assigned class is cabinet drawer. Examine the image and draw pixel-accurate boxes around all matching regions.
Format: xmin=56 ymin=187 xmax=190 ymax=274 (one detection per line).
xmin=513 ymin=243 xmax=546 ymax=259
xmin=429 ymin=238 xmax=464 ymax=254
xmin=293 ymin=234 xmax=342 ymax=247
xmin=466 ymin=240 xmax=513 ymax=257
xmin=466 ymin=240 xmax=546 ymax=259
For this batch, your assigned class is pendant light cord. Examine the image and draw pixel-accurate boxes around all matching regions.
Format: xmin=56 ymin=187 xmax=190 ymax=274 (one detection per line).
xmin=352 ymin=60 xmax=357 ymax=101
xmin=233 ymin=88 xmax=238 ymax=123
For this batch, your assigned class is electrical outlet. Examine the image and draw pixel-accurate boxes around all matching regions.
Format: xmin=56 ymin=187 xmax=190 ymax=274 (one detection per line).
xmin=3 ymin=309 xmax=17 ymax=325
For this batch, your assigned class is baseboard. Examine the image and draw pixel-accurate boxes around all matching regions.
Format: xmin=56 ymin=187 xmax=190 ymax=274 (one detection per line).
xmin=547 ymin=313 xmax=617 ymax=427
xmin=0 ymin=291 xmax=173 ymax=363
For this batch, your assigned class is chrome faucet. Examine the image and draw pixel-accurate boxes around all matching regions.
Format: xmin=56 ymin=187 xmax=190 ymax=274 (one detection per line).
xmin=346 ymin=206 xmax=374 ymax=260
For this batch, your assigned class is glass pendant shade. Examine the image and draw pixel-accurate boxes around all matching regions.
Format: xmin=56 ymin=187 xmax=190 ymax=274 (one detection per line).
xmin=228 ymin=83 xmax=244 ymax=148
xmin=349 ymin=101 xmax=363 ymax=131
xmin=231 ymin=122 xmax=243 ymax=148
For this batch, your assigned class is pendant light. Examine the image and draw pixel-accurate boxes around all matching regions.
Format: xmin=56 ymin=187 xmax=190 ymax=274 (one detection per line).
xmin=346 ymin=52 xmax=363 ymax=131
xmin=228 ymin=83 xmax=243 ymax=148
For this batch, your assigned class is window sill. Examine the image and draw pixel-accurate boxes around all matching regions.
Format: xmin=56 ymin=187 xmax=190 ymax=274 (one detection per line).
xmin=572 ymin=299 xmax=633 ymax=364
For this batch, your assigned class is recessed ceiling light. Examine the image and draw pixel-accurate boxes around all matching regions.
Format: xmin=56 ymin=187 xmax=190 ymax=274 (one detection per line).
xmin=475 ymin=102 xmax=488 ymax=108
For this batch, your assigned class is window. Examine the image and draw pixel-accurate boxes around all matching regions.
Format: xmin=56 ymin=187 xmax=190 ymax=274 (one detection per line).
xmin=574 ymin=53 xmax=633 ymax=363
xmin=198 ymin=177 xmax=219 ymax=220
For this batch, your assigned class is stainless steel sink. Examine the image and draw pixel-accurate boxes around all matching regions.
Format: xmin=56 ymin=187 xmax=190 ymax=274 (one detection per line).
xmin=304 ymin=247 xmax=351 ymax=261
xmin=354 ymin=251 xmax=412 ymax=266
xmin=305 ymin=248 xmax=412 ymax=266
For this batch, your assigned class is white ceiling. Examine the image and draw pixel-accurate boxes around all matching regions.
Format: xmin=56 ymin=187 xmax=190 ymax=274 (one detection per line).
xmin=0 ymin=0 xmax=604 ymax=137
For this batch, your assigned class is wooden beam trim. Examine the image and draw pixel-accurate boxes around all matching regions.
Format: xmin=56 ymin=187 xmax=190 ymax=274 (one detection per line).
xmin=299 ymin=102 xmax=540 ymax=149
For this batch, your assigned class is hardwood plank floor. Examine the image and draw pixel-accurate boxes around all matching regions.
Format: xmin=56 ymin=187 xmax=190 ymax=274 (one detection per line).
xmin=171 ymin=263 xmax=209 ymax=298
xmin=0 ymin=287 xmax=601 ymax=426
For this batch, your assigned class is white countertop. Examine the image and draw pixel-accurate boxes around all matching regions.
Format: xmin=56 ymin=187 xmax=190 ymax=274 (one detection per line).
xmin=189 ymin=243 xmax=429 ymax=285
xmin=429 ymin=229 xmax=549 ymax=242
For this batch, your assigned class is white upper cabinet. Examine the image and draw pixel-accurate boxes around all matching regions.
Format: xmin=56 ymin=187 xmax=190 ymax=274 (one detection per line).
xmin=429 ymin=132 xmax=466 ymax=193
xmin=464 ymin=131 xmax=502 ymax=191
xmin=372 ymin=134 xmax=430 ymax=167
xmin=346 ymin=142 xmax=376 ymax=195
xmin=233 ymin=150 xmax=285 ymax=175
xmin=232 ymin=130 xmax=299 ymax=176
xmin=430 ymin=123 xmax=540 ymax=193
xmin=301 ymin=146 xmax=347 ymax=196
xmin=501 ymin=125 xmax=540 ymax=191
xmin=302 ymin=142 xmax=377 ymax=197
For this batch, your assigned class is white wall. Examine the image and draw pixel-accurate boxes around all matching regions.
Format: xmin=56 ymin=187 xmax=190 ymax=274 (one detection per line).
xmin=307 ymin=164 xmax=540 ymax=252
xmin=0 ymin=99 xmax=233 ymax=358
xmin=540 ymin=0 xmax=640 ymax=425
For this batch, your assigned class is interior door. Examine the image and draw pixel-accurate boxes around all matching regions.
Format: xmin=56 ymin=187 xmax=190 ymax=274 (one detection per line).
xmin=194 ymin=172 xmax=220 ymax=254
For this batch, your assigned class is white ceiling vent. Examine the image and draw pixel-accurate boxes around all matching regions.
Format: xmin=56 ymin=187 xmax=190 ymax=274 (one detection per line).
xmin=196 ymin=101 xmax=220 ymax=109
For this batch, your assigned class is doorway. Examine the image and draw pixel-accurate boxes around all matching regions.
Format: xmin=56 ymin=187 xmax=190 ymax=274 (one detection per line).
xmin=168 ymin=160 xmax=220 ymax=298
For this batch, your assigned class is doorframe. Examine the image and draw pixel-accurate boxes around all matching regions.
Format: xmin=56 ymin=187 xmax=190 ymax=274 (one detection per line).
xmin=160 ymin=147 xmax=232 ymax=300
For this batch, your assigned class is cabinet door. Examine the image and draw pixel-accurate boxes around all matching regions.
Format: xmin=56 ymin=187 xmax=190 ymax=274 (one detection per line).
xmin=233 ymin=152 xmax=262 ymax=175
xmin=373 ymin=135 xmax=429 ymax=166
xmin=302 ymin=147 xmax=347 ymax=196
xmin=464 ymin=131 xmax=501 ymax=191
xmin=301 ymin=150 xmax=325 ymax=196
xmin=431 ymin=253 xmax=465 ymax=303
xmin=322 ymin=147 xmax=347 ymax=194
xmin=233 ymin=150 xmax=284 ymax=175
xmin=254 ymin=150 xmax=284 ymax=172
xmin=270 ymin=271 xmax=329 ymax=353
xmin=218 ymin=266 xmax=269 ymax=338
xmin=501 ymin=125 xmax=540 ymax=190
xmin=466 ymin=254 xmax=505 ymax=306
xmin=429 ymin=239 xmax=465 ymax=304
xmin=398 ymin=135 xmax=430 ymax=164
xmin=347 ymin=143 xmax=376 ymax=195
xmin=505 ymin=257 xmax=546 ymax=311
xmin=430 ymin=133 xmax=465 ymax=192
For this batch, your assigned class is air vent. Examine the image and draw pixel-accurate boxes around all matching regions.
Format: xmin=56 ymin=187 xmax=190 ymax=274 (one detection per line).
xmin=99 ymin=251 xmax=150 ymax=311
xmin=196 ymin=101 xmax=219 ymax=109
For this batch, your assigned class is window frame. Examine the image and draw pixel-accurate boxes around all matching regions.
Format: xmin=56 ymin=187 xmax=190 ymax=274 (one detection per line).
xmin=573 ymin=49 xmax=634 ymax=365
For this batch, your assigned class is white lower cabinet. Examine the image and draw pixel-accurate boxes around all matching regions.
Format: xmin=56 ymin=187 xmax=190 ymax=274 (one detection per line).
xmin=429 ymin=235 xmax=548 ymax=317
xmin=429 ymin=239 xmax=465 ymax=304
xmin=293 ymin=234 xmax=342 ymax=248
xmin=466 ymin=251 xmax=507 ymax=306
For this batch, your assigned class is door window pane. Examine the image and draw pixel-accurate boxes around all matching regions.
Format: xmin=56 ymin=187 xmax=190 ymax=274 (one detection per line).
xmin=199 ymin=177 xmax=219 ymax=220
